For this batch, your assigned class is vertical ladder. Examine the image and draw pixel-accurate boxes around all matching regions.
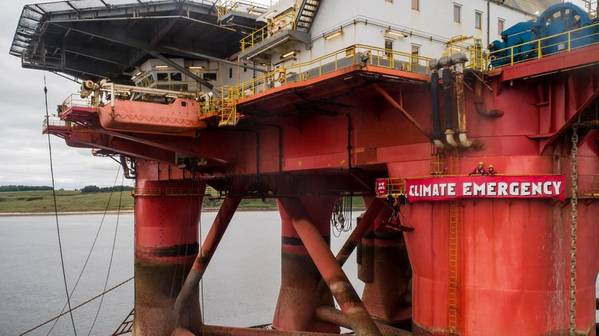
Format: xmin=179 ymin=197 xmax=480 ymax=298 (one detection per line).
xmin=112 ymin=309 xmax=134 ymax=335
xmin=447 ymin=201 xmax=459 ymax=335
xmin=294 ymin=0 xmax=321 ymax=32
xmin=446 ymin=154 xmax=460 ymax=335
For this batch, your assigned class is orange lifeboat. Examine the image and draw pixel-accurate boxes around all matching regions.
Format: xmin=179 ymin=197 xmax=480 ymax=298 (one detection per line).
xmin=97 ymin=97 xmax=206 ymax=135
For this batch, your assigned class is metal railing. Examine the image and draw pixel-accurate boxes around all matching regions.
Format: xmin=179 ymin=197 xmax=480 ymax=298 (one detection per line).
xmin=375 ymin=178 xmax=406 ymax=198
xmin=216 ymin=0 xmax=267 ymax=21
xmin=229 ymin=44 xmax=430 ymax=100
xmin=445 ymin=36 xmax=486 ymax=72
xmin=61 ymin=94 xmax=93 ymax=110
xmin=488 ymin=21 xmax=599 ymax=68
xmin=202 ymin=44 xmax=431 ymax=124
xmin=240 ymin=18 xmax=295 ymax=51
xmin=42 ymin=117 xmax=68 ymax=129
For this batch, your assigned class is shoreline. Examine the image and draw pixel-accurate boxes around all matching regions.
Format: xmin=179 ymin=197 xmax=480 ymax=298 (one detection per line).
xmin=0 ymin=207 xmax=279 ymax=217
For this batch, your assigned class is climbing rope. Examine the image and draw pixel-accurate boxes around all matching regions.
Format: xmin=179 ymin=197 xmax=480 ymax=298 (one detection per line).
xmin=87 ymin=174 xmax=125 ymax=335
xmin=569 ymin=123 xmax=579 ymax=336
xmin=46 ymin=165 xmax=122 ymax=336
xmin=43 ymin=75 xmax=78 ymax=336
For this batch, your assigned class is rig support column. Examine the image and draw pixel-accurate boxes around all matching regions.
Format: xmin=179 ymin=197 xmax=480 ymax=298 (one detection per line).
xmin=360 ymin=198 xmax=412 ymax=325
xmin=134 ymin=162 xmax=205 ymax=336
xmin=273 ymin=197 xmax=339 ymax=333
xmin=279 ymin=197 xmax=382 ymax=336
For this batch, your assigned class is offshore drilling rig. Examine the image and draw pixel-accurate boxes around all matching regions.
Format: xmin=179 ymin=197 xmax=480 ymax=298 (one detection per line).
xmin=9 ymin=0 xmax=599 ymax=335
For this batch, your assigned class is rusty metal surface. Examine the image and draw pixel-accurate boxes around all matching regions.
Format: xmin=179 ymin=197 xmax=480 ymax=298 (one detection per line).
xmin=315 ymin=306 xmax=412 ymax=336
xmin=279 ymin=197 xmax=382 ymax=336
xmin=200 ymin=325 xmax=342 ymax=336
xmin=174 ymin=196 xmax=243 ymax=332
xmin=134 ymin=169 xmax=205 ymax=336
xmin=135 ymin=262 xmax=197 ymax=336
xmin=273 ymin=204 xmax=338 ymax=333
xmin=360 ymin=234 xmax=412 ymax=324
xmin=335 ymin=198 xmax=386 ymax=267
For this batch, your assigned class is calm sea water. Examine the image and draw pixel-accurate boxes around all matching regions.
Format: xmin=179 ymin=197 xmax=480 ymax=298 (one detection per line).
xmin=0 ymin=213 xmax=597 ymax=336
xmin=0 ymin=212 xmax=362 ymax=336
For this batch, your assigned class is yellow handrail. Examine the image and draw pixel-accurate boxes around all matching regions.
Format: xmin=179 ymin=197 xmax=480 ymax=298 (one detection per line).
xmin=203 ymin=44 xmax=432 ymax=125
xmin=487 ymin=21 xmax=599 ymax=68
xmin=240 ymin=20 xmax=295 ymax=51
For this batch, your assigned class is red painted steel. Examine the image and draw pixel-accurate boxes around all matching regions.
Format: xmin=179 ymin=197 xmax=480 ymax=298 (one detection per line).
xmin=45 ymin=44 xmax=599 ymax=336
xmin=273 ymin=198 xmax=339 ymax=333
xmin=134 ymin=160 xmax=205 ymax=336
xmin=314 ymin=306 xmax=411 ymax=336
xmin=387 ymin=137 xmax=599 ymax=335
xmin=98 ymin=98 xmax=206 ymax=134
xmin=497 ymin=43 xmax=599 ymax=82
xmin=175 ymin=195 xmax=243 ymax=333
xmin=360 ymin=198 xmax=412 ymax=325
xmin=279 ymin=197 xmax=382 ymax=336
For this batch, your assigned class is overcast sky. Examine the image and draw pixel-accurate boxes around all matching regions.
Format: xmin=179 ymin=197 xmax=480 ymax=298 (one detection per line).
xmin=0 ymin=1 xmax=122 ymax=189
xmin=0 ymin=1 xmax=278 ymax=189
xmin=0 ymin=0 xmax=587 ymax=189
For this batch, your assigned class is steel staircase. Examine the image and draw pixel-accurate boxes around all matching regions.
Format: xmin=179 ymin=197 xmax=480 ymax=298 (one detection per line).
xmin=112 ymin=308 xmax=134 ymax=335
xmin=294 ymin=0 xmax=321 ymax=32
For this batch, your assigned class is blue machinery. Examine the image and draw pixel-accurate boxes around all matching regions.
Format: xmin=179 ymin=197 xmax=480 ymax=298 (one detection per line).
xmin=489 ymin=3 xmax=599 ymax=67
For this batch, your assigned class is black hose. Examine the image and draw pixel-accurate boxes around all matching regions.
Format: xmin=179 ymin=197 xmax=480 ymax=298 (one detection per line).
xmin=442 ymin=69 xmax=456 ymax=130
xmin=431 ymin=71 xmax=442 ymax=140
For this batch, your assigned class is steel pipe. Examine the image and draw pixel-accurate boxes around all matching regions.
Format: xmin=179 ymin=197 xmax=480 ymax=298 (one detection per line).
xmin=315 ymin=306 xmax=411 ymax=336
xmin=199 ymin=325 xmax=342 ymax=336
xmin=274 ymin=197 xmax=338 ymax=333
xmin=336 ymin=198 xmax=386 ymax=266
xmin=279 ymin=198 xmax=382 ymax=336
xmin=174 ymin=196 xmax=243 ymax=332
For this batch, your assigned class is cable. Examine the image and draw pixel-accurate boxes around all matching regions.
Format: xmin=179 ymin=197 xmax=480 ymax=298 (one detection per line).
xmin=43 ymin=75 xmax=78 ymax=336
xmin=18 ymin=277 xmax=134 ymax=336
xmin=87 ymin=174 xmax=125 ymax=335
xmin=46 ymin=166 xmax=121 ymax=336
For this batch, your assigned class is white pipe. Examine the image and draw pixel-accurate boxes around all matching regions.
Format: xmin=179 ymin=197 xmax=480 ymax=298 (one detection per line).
xmin=459 ymin=132 xmax=473 ymax=148
xmin=433 ymin=139 xmax=445 ymax=149
xmin=445 ymin=129 xmax=459 ymax=147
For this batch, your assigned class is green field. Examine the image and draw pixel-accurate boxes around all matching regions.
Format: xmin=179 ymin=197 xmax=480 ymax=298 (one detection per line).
xmin=0 ymin=190 xmax=372 ymax=214
xmin=0 ymin=190 xmax=279 ymax=214
xmin=0 ymin=190 xmax=135 ymax=213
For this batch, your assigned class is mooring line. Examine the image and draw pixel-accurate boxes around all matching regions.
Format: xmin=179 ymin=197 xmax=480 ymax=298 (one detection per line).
xmin=43 ymin=75 xmax=78 ymax=336
xmin=46 ymin=165 xmax=121 ymax=336
xmin=18 ymin=277 xmax=134 ymax=336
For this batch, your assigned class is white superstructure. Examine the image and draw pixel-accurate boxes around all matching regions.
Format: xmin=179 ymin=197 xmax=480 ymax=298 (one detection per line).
xmin=257 ymin=0 xmax=548 ymax=66
xmin=131 ymin=0 xmax=556 ymax=95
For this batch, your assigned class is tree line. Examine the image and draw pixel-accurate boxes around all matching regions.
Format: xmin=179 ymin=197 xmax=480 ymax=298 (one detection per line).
xmin=0 ymin=185 xmax=135 ymax=193
xmin=80 ymin=185 xmax=134 ymax=193
xmin=0 ymin=185 xmax=53 ymax=192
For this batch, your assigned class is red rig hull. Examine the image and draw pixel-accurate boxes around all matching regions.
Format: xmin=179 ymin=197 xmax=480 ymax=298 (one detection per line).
xmin=45 ymin=50 xmax=599 ymax=335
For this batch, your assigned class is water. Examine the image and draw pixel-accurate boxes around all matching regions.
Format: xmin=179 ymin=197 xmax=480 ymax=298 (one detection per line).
xmin=0 ymin=212 xmax=362 ymax=336
xmin=0 ymin=213 xmax=597 ymax=336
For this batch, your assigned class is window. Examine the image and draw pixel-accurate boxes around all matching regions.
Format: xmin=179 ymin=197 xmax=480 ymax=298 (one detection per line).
xmin=411 ymin=44 xmax=420 ymax=65
xmin=203 ymin=72 xmax=217 ymax=81
xmin=411 ymin=0 xmax=419 ymax=11
xmin=475 ymin=11 xmax=482 ymax=30
xmin=453 ymin=4 xmax=462 ymax=23
xmin=385 ymin=39 xmax=393 ymax=58
xmin=157 ymin=73 xmax=169 ymax=81
xmin=498 ymin=18 xmax=505 ymax=34
xmin=229 ymin=68 xmax=233 ymax=79
xmin=170 ymin=72 xmax=182 ymax=81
